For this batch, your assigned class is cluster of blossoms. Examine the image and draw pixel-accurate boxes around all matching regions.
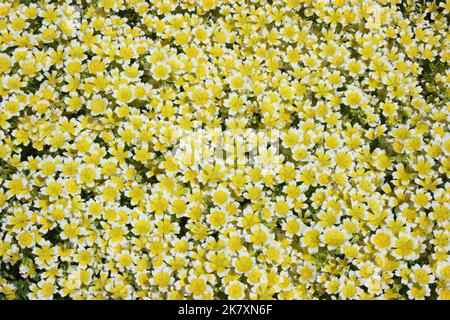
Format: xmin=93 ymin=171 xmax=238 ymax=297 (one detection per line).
xmin=0 ymin=0 xmax=449 ymax=300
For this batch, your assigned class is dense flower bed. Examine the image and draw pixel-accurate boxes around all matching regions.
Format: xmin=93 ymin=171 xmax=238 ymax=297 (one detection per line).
xmin=0 ymin=0 xmax=449 ymax=300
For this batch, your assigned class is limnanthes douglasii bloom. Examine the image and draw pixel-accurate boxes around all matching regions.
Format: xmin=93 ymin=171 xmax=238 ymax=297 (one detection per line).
xmin=0 ymin=0 xmax=449 ymax=300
